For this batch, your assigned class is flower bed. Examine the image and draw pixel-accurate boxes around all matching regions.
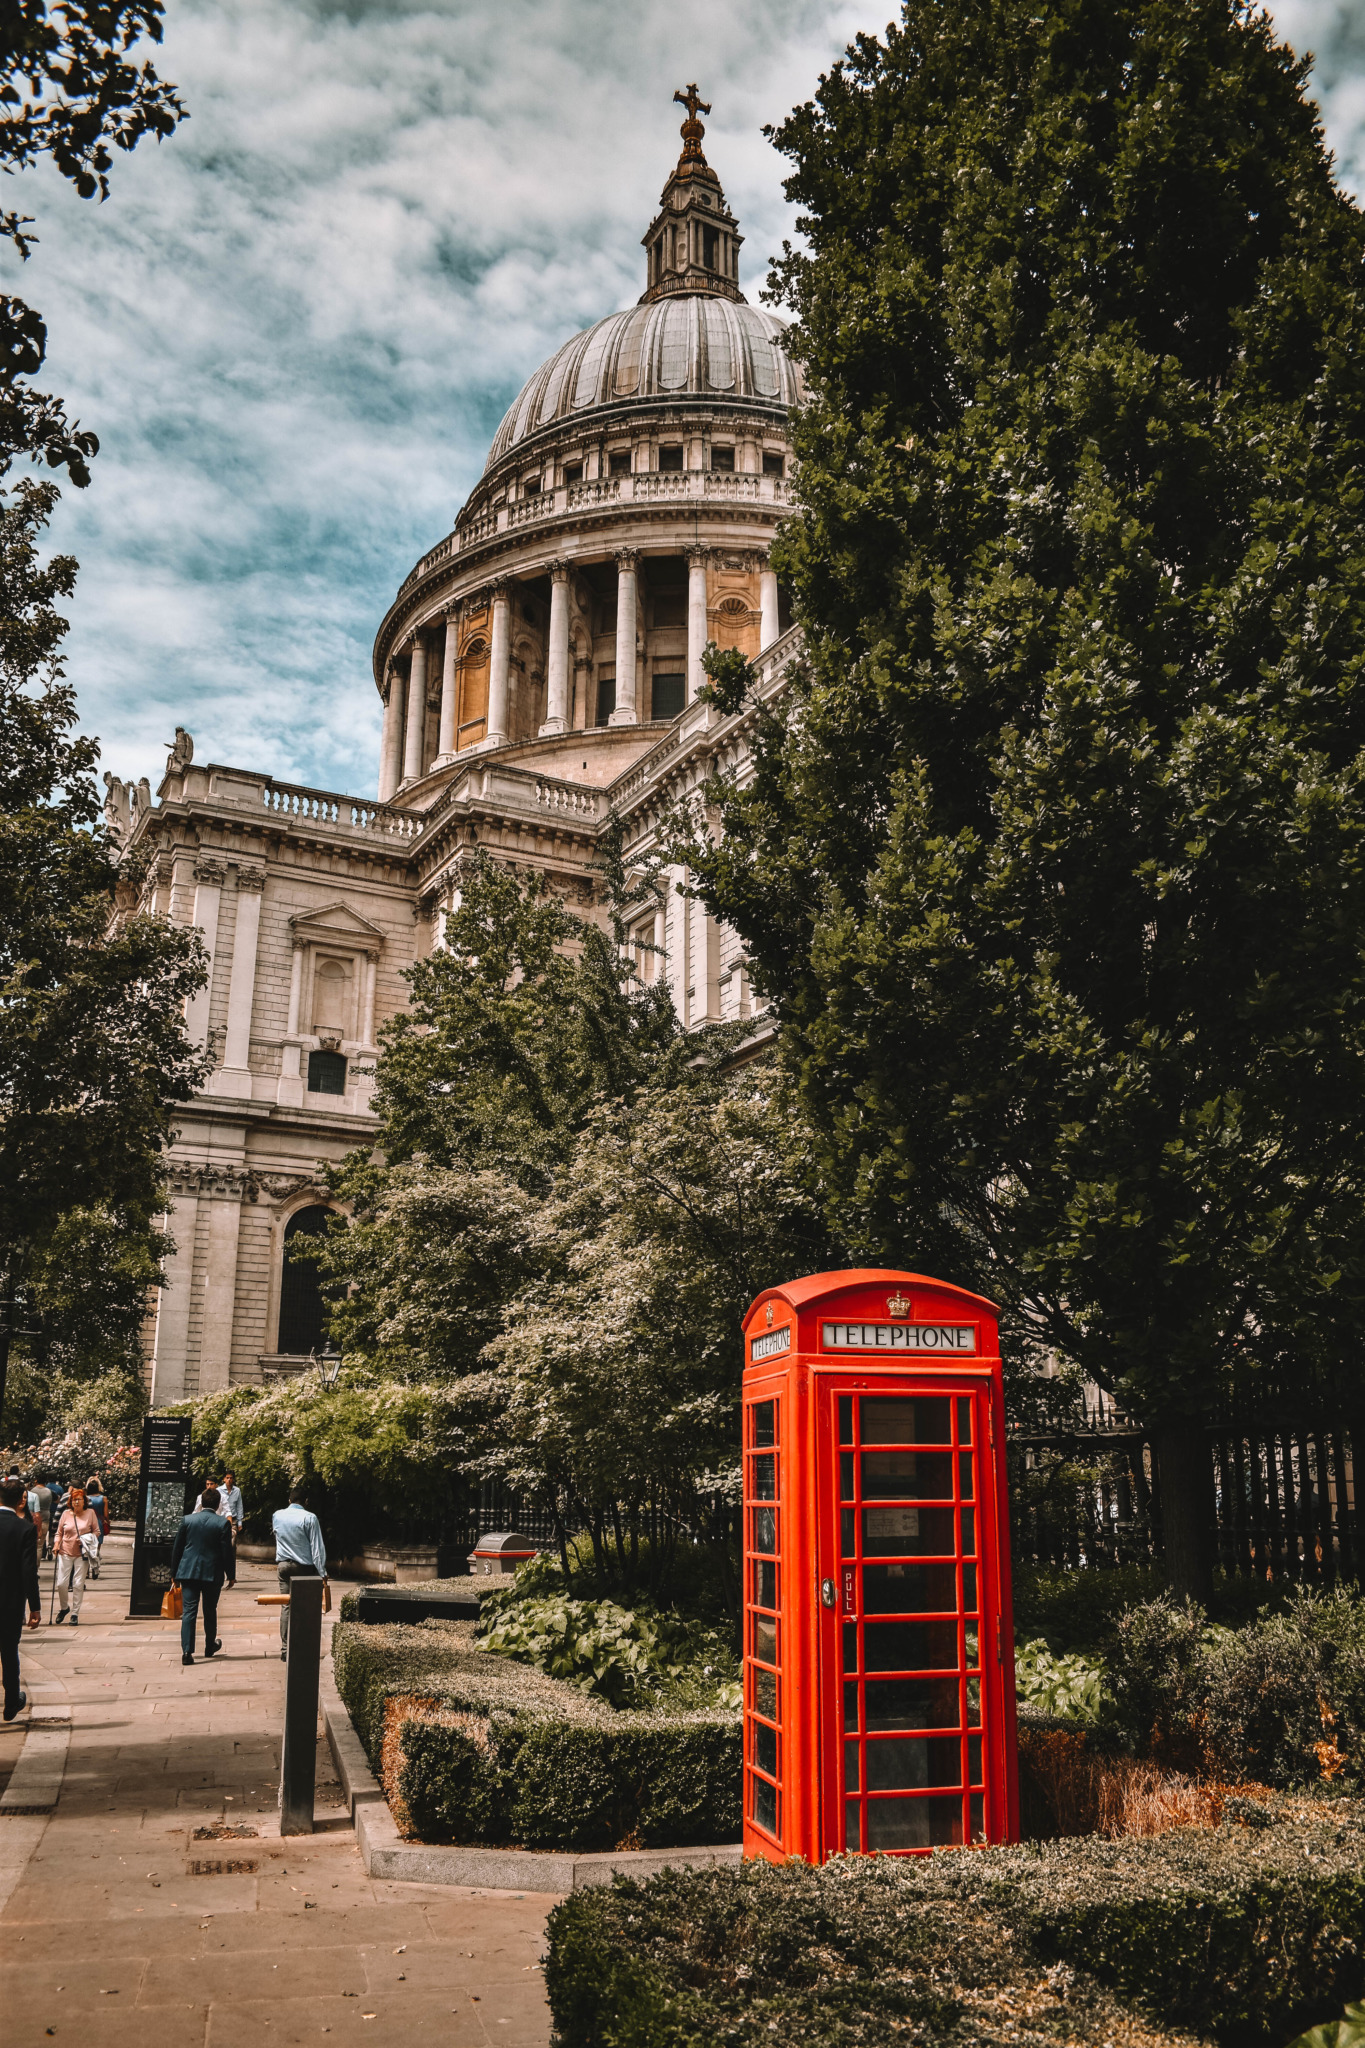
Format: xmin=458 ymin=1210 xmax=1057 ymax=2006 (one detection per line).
xmin=546 ymin=1799 xmax=1365 ymax=2046
xmin=332 ymin=1617 xmax=740 ymax=1853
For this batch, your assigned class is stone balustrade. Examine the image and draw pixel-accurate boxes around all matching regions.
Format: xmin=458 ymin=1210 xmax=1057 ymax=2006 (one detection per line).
xmin=261 ymin=778 xmax=424 ymax=839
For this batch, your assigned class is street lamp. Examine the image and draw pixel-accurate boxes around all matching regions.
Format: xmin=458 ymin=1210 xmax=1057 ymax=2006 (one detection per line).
xmin=312 ymin=1342 xmax=343 ymax=1389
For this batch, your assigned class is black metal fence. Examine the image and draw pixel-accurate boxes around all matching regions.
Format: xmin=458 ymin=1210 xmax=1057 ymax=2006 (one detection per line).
xmin=1009 ymin=1416 xmax=1361 ymax=1583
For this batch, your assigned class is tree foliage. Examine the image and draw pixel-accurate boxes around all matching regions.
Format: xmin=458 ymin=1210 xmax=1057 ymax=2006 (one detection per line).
xmin=317 ymin=854 xmax=842 ymax=1596
xmin=685 ymin=0 xmax=1365 ymax=1587
xmin=0 ymin=0 xmax=183 ymax=481
xmin=0 ymin=478 xmax=206 ymax=1427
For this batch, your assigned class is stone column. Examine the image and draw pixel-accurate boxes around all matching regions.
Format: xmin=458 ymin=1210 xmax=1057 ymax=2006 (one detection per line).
xmin=652 ymin=900 xmax=667 ymax=988
xmin=150 ymin=1188 xmax=198 ymax=1405
xmin=169 ymin=850 xmax=198 ymax=924
xmin=361 ymin=949 xmax=379 ymax=1043
xmin=760 ymin=562 xmax=780 ymax=651
xmin=686 ymin=545 xmax=709 ymax=702
xmin=437 ymin=608 xmax=460 ymax=760
xmin=198 ymin=1187 xmax=243 ymax=1393
xmin=402 ymin=633 xmax=428 ymax=784
xmin=610 ymin=549 xmax=639 ymax=725
xmin=211 ymin=867 xmax=265 ymax=1097
xmin=182 ymin=856 xmax=225 ymax=1050
xmin=378 ymin=666 xmax=404 ymax=802
xmin=541 ymin=562 xmax=571 ymax=734
xmin=277 ymin=937 xmax=306 ymax=1108
xmin=486 ymin=583 xmax=511 ymax=746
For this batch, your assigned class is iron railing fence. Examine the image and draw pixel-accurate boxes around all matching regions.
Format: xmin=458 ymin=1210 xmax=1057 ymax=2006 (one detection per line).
xmin=1009 ymin=1418 xmax=1360 ymax=1582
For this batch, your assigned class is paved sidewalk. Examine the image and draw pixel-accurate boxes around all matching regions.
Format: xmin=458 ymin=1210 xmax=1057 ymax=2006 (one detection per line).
xmin=0 ymin=1531 xmax=558 ymax=2047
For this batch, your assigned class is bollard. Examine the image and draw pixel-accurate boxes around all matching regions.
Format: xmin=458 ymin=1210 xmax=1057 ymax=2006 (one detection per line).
xmin=272 ymin=1574 xmax=324 ymax=1835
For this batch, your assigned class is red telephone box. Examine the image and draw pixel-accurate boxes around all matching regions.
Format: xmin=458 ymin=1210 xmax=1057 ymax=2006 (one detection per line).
xmin=741 ymin=1269 xmax=1018 ymax=1864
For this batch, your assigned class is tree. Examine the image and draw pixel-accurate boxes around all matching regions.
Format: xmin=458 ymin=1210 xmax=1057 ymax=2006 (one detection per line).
xmin=0 ymin=0 xmax=184 ymax=482
xmin=685 ymin=0 xmax=1365 ymax=1597
xmin=317 ymin=853 xmax=844 ymax=1596
xmin=0 ymin=478 xmax=206 ymax=1430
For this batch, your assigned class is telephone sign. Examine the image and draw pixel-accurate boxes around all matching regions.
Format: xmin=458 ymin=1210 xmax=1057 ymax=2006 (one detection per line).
xmin=741 ymin=1269 xmax=1019 ymax=1864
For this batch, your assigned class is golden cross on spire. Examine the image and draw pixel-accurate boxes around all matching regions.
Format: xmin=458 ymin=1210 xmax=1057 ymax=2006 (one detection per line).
xmin=674 ymin=83 xmax=711 ymax=124
xmin=674 ymin=82 xmax=712 ymax=162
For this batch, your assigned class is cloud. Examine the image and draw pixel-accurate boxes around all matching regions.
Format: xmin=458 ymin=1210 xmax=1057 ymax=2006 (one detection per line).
xmin=9 ymin=0 xmax=870 ymax=795
xmin=11 ymin=0 xmax=1364 ymax=798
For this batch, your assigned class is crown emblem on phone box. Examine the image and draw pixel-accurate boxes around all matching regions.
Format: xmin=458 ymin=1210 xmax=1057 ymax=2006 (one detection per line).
xmin=886 ymin=1291 xmax=911 ymax=1318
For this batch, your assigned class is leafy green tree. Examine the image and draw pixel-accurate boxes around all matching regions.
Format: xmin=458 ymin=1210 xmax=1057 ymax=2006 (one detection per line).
xmin=0 ymin=0 xmax=183 ymax=482
xmin=686 ymin=0 xmax=1365 ymax=1597
xmin=0 ymin=479 xmax=206 ymax=1431
xmin=318 ymin=854 xmax=843 ymax=1598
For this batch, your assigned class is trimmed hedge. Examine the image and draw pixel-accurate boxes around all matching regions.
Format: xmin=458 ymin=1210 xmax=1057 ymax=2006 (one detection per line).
xmin=546 ymin=1801 xmax=1365 ymax=2045
xmin=332 ymin=1618 xmax=740 ymax=1852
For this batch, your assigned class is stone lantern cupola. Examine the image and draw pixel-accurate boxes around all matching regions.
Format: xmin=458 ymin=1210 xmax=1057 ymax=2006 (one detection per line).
xmin=640 ymin=84 xmax=744 ymax=304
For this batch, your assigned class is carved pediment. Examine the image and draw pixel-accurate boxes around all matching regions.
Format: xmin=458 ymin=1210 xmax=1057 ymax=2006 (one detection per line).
xmin=289 ymin=902 xmax=386 ymax=952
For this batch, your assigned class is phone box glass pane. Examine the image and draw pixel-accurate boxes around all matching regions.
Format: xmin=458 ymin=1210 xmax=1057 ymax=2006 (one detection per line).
xmin=956 ymin=1396 xmax=972 ymax=1443
xmin=752 ymin=1400 xmax=776 ymax=1447
xmin=864 ymin=1677 xmax=960 ymax=1730
xmin=752 ymin=1506 xmax=776 ymax=1555
xmin=863 ymin=1505 xmax=955 ymax=1557
xmin=861 ymin=1398 xmax=951 ymax=1444
xmin=864 ymin=1619 xmax=958 ymax=1672
xmin=844 ymin=1742 xmax=859 ymax=1791
xmin=843 ymin=1681 xmax=859 ymax=1732
xmin=863 ymin=1562 xmax=958 ymax=1614
xmin=752 ymin=1559 xmax=776 ymax=1609
xmin=866 ymin=1793 xmax=963 ymax=1851
xmin=862 ymin=1452 xmax=953 ymax=1500
xmin=838 ymin=1395 xmax=853 ymax=1444
xmin=753 ymin=1616 xmax=777 ymax=1666
xmin=755 ymin=1669 xmax=778 ymax=1719
xmin=754 ymin=1721 xmax=778 ymax=1776
xmin=752 ymin=1453 xmax=776 ymax=1501
xmin=865 ymin=1735 xmax=962 ymax=1791
xmin=752 ymin=1776 xmax=778 ymax=1835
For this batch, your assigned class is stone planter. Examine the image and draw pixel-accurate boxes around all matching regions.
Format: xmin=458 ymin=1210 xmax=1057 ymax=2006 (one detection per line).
xmin=331 ymin=1544 xmax=440 ymax=1585
xmin=236 ymin=1540 xmax=439 ymax=1583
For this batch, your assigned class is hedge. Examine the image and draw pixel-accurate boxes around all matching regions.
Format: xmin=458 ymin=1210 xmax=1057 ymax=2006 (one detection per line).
xmin=545 ymin=1800 xmax=1365 ymax=2046
xmin=331 ymin=1618 xmax=740 ymax=1853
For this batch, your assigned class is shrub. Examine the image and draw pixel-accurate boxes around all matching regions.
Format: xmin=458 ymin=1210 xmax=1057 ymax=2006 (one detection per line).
xmin=546 ymin=1802 xmax=1365 ymax=2046
xmin=1103 ymin=1590 xmax=1365 ymax=1786
xmin=1014 ymin=1638 xmax=1107 ymax=1722
xmin=477 ymin=1554 xmax=741 ymax=1709
xmin=332 ymin=1618 xmax=741 ymax=1852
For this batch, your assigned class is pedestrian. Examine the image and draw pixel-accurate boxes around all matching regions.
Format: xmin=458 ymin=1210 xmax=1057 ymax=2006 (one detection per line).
xmin=170 ymin=1485 xmax=235 ymax=1667
xmin=51 ymin=1485 xmax=100 ymax=1624
xmin=84 ymin=1474 xmax=108 ymax=1578
xmin=27 ymin=1475 xmax=52 ymax=1560
xmin=220 ymin=1470 xmax=244 ymax=1549
xmin=0 ymin=1475 xmax=41 ymax=1721
xmin=271 ymin=1485 xmax=327 ymax=1660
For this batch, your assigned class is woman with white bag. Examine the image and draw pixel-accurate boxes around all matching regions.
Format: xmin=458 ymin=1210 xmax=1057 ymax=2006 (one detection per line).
xmin=52 ymin=1486 xmax=101 ymax=1624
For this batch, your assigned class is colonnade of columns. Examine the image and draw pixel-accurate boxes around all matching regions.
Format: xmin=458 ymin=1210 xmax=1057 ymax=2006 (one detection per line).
xmin=377 ymin=546 xmax=785 ymax=803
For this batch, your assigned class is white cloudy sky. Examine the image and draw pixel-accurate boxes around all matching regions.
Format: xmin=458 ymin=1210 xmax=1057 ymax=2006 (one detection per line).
xmin=11 ymin=0 xmax=1365 ymax=798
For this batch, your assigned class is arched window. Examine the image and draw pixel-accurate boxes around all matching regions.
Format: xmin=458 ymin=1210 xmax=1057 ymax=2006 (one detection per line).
xmin=277 ymin=1205 xmax=331 ymax=1356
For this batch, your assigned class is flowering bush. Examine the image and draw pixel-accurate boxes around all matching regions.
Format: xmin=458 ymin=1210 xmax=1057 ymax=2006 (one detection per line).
xmin=1015 ymin=1637 xmax=1108 ymax=1723
xmin=2 ymin=1422 xmax=139 ymax=1515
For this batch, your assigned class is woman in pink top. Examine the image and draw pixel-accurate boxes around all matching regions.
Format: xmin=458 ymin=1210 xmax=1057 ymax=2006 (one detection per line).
xmin=52 ymin=1487 xmax=100 ymax=1623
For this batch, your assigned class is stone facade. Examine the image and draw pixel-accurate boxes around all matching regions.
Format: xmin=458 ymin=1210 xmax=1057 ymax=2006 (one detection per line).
xmin=116 ymin=96 xmax=801 ymax=1403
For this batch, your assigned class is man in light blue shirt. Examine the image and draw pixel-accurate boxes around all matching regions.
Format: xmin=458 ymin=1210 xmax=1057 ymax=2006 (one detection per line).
xmin=271 ymin=1486 xmax=327 ymax=1660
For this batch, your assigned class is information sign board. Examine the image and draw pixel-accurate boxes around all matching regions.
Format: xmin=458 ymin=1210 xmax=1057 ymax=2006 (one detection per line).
xmin=128 ymin=1415 xmax=194 ymax=1617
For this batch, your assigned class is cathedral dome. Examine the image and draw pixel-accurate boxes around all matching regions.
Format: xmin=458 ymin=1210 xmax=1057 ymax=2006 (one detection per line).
xmin=484 ymin=296 xmax=803 ymax=473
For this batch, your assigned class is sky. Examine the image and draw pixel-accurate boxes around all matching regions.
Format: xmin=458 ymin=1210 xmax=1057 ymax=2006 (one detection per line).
xmin=11 ymin=0 xmax=1365 ymax=800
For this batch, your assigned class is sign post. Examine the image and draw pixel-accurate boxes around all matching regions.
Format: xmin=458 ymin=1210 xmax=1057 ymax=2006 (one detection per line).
xmin=128 ymin=1415 xmax=194 ymax=1618
xmin=270 ymin=1576 xmax=324 ymax=1834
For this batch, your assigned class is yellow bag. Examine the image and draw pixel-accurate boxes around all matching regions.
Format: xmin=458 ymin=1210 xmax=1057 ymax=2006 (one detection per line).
xmin=160 ymin=1583 xmax=183 ymax=1620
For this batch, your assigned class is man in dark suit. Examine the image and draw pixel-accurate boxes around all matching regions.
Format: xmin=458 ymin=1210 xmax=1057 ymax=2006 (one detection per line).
xmin=170 ymin=1485 xmax=235 ymax=1668
xmin=0 ymin=1474 xmax=41 ymax=1719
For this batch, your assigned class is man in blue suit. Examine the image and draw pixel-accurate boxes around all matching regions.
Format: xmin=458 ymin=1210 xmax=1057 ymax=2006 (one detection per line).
xmin=170 ymin=1485 xmax=235 ymax=1667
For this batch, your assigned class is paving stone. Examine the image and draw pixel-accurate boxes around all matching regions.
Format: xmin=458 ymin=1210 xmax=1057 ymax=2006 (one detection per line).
xmin=0 ymin=1551 xmax=556 ymax=2045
